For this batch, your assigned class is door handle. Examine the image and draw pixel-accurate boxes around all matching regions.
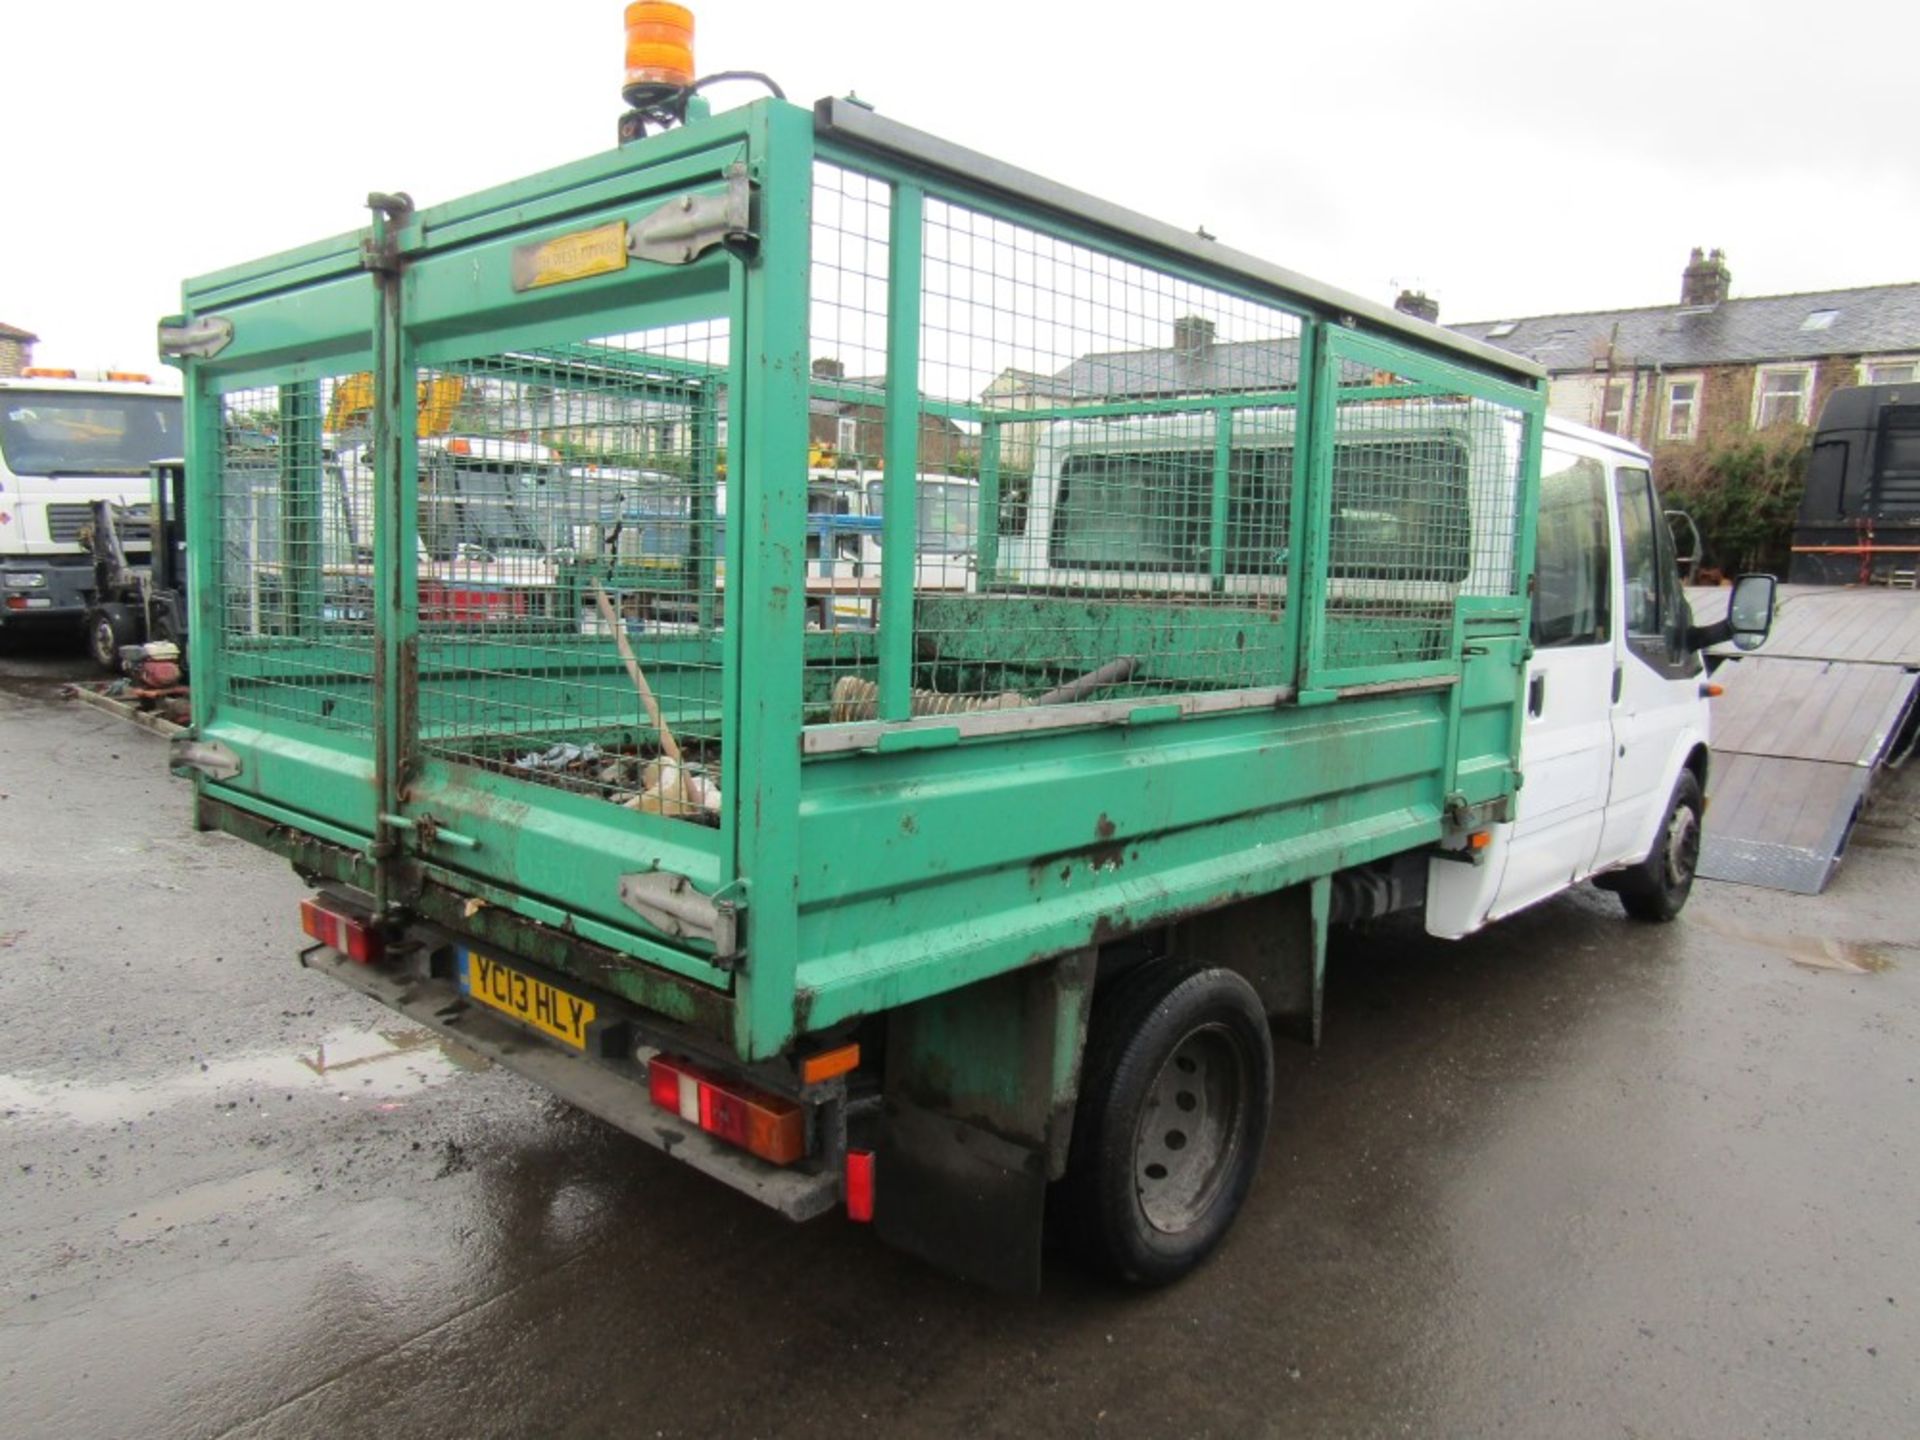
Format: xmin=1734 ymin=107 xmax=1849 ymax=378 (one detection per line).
xmin=1528 ymin=672 xmax=1546 ymax=717
xmin=1611 ymin=663 xmax=1624 ymax=703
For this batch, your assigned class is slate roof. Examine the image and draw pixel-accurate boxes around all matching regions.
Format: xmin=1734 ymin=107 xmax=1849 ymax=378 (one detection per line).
xmin=1043 ymin=336 xmax=1380 ymax=401
xmin=0 ymin=321 xmax=38 ymax=343
xmin=1450 ymin=283 xmax=1920 ymax=373
xmin=1050 ymin=336 xmax=1300 ymax=398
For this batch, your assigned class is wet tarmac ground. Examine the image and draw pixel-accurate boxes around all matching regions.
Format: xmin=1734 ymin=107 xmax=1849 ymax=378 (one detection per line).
xmin=2 ymin=635 xmax=1916 ymax=1439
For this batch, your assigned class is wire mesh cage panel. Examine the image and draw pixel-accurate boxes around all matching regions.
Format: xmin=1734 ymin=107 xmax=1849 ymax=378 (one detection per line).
xmin=1317 ymin=386 xmax=1524 ymax=675
xmin=804 ymin=162 xmax=893 ymax=693
xmin=808 ymin=162 xmax=1308 ymax=727
xmin=411 ymin=325 xmax=730 ymax=816
xmin=215 ymin=379 xmax=377 ymax=734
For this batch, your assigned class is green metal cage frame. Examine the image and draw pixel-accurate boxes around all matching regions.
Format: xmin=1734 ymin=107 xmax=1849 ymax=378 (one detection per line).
xmin=170 ymin=96 xmax=1545 ymax=1062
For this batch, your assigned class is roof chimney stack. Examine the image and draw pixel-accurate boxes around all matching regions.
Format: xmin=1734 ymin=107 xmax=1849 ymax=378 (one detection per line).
xmin=1173 ymin=315 xmax=1216 ymax=354
xmin=1681 ymin=247 xmax=1732 ymax=307
xmin=1394 ymin=289 xmax=1439 ymax=323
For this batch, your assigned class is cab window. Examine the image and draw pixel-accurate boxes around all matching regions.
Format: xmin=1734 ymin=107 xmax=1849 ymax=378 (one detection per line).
xmin=1532 ymin=447 xmax=1611 ymax=647
xmin=1615 ymin=465 xmax=1692 ymax=670
xmin=1614 ymin=467 xmax=1663 ymax=639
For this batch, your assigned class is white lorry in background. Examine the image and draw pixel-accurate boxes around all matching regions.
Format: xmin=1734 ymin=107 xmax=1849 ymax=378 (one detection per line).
xmin=858 ymin=472 xmax=980 ymax=594
xmin=0 ymin=372 xmax=184 ymax=647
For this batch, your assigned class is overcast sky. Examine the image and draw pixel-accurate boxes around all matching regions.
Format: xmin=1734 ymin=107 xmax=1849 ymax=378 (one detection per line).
xmin=5 ymin=0 xmax=1915 ymax=372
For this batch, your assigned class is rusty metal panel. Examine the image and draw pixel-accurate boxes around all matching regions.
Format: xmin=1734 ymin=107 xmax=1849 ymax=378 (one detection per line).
xmin=1697 ymin=656 xmax=1919 ymax=892
xmin=1693 ymin=584 xmax=1920 ymax=667
xmin=1697 ymin=753 xmax=1873 ymax=894
xmin=1708 ymin=656 xmax=1919 ymax=764
xmin=1687 ymin=588 xmax=1920 ymax=893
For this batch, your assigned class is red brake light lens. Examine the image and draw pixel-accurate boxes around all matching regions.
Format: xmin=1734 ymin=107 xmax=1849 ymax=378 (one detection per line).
xmin=648 ymin=1054 xmax=805 ymax=1165
xmin=299 ymin=895 xmax=385 ymax=964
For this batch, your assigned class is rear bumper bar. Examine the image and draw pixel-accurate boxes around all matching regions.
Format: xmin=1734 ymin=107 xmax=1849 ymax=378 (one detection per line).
xmin=302 ymin=946 xmax=840 ymax=1221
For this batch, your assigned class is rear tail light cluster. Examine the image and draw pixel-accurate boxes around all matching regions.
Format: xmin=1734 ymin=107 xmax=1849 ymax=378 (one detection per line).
xmin=648 ymin=1054 xmax=804 ymax=1165
xmin=299 ymin=896 xmax=386 ymax=964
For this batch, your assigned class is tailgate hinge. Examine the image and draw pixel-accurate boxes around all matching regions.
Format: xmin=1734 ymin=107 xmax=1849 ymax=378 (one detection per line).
xmin=619 ymin=870 xmax=742 ymax=968
xmin=156 ymin=315 xmax=233 ymax=360
xmin=628 ymin=163 xmax=756 ymax=265
xmin=169 ymin=735 xmax=242 ymax=781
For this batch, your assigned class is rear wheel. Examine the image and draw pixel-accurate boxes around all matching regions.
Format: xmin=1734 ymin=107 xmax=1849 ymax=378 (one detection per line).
xmin=1058 ymin=960 xmax=1273 ymax=1286
xmin=1614 ymin=770 xmax=1704 ymax=922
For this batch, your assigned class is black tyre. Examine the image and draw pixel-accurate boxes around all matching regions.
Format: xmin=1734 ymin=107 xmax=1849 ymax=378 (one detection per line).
xmin=1614 ymin=771 xmax=1704 ymax=923
xmin=1058 ymin=960 xmax=1273 ymax=1286
xmin=85 ymin=606 xmax=137 ymax=673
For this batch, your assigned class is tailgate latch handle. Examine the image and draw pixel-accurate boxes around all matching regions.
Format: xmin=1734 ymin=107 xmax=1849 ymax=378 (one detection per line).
xmin=379 ymin=812 xmax=479 ymax=852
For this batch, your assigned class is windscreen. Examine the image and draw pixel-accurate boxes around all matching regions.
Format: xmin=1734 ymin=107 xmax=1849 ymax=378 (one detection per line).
xmin=418 ymin=457 xmax=575 ymax=558
xmin=1048 ymin=437 xmax=1467 ymax=579
xmin=0 ymin=390 xmax=184 ymax=476
xmin=864 ymin=478 xmax=981 ymax=554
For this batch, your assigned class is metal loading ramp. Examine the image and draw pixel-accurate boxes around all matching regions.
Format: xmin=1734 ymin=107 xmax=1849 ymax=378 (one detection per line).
xmin=1689 ymin=587 xmax=1920 ymax=893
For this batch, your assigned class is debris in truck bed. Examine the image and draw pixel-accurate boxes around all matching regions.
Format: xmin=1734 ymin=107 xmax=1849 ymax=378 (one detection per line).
xmin=828 ymin=655 xmax=1142 ymax=723
xmin=619 ymin=757 xmax=721 ymax=819
xmin=593 ymin=583 xmax=685 ymax=764
xmin=502 ymin=738 xmax=720 ymax=825
xmin=514 ymin=742 xmax=604 ymax=772
xmin=830 ymin=677 xmax=1023 ymax=722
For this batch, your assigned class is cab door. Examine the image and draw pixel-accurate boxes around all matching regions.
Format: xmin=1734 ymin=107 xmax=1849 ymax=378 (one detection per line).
xmin=1491 ymin=442 xmax=1616 ymax=917
xmin=1596 ymin=463 xmax=1700 ymax=865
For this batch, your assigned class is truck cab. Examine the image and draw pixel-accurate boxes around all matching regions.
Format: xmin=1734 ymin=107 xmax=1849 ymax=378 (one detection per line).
xmin=0 ymin=373 xmax=184 ymax=631
xmin=1431 ymin=418 xmax=1772 ymax=934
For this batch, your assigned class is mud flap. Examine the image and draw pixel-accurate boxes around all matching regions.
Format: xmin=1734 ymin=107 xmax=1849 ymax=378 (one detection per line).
xmin=874 ymin=949 xmax=1095 ymax=1292
xmin=876 ymin=1100 xmax=1050 ymax=1291
xmin=1172 ymin=877 xmax=1328 ymax=1044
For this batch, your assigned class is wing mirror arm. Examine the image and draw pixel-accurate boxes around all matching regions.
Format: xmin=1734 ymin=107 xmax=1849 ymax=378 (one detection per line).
xmin=1684 ymin=616 xmax=1733 ymax=653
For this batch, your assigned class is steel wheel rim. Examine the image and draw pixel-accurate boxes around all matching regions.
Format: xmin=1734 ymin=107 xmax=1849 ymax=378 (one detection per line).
xmin=1133 ymin=1022 xmax=1247 ymax=1235
xmin=1665 ymin=803 xmax=1700 ymax=889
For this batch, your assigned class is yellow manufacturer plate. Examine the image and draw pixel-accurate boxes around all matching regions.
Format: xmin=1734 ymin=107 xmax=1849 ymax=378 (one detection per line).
xmin=510 ymin=220 xmax=629 ymax=292
xmin=461 ymin=949 xmax=596 ymax=1050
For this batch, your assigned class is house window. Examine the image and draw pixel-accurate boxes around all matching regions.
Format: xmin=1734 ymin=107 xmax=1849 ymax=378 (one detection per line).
xmin=1753 ymin=365 xmax=1813 ymax=427
xmin=1862 ymin=357 xmax=1919 ymax=386
xmin=1663 ymin=375 xmax=1702 ymax=441
xmin=836 ymin=416 xmax=859 ymax=455
xmin=1600 ymin=380 xmax=1630 ymax=436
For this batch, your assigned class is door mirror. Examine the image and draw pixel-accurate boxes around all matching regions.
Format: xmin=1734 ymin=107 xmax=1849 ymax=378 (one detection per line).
xmin=1727 ymin=572 xmax=1776 ymax=651
xmin=1681 ymin=572 xmax=1778 ymax=654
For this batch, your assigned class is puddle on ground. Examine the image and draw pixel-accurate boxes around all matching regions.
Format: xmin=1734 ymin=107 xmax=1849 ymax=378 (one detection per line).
xmin=116 ymin=1166 xmax=303 ymax=1242
xmin=0 ymin=1025 xmax=491 ymax=1127
xmin=1690 ymin=913 xmax=1899 ymax=974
